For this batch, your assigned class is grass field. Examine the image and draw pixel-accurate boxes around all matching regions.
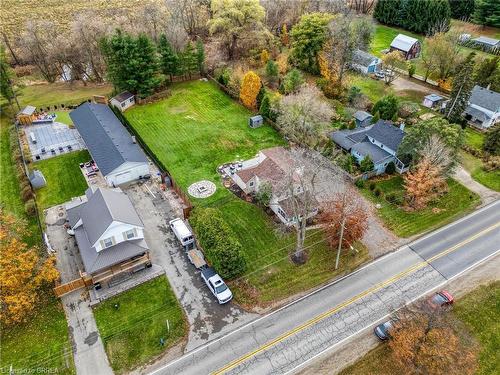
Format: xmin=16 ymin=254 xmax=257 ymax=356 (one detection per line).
xmin=460 ymin=151 xmax=500 ymax=192
xmin=465 ymin=127 xmax=484 ymax=151
xmin=125 ymin=80 xmax=367 ymax=303
xmin=339 ymin=282 xmax=500 ymax=375
xmin=0 ymin=293 xmax=75 ymax=374
xmin=359 ymin=176 xmax=480 ymax=237
xmin=33 ymin=150 xmax=90 ymax=211
xmin=94 ymin=276 xmax=186 ymax=374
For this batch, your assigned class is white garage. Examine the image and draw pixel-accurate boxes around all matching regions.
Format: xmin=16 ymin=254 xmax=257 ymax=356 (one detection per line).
xmin=70 ymin=102 xmax=149 ymax=187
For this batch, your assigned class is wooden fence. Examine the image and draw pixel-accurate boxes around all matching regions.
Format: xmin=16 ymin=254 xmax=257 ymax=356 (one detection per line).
xmin=53 ymin=278 xmax=86 ymax=297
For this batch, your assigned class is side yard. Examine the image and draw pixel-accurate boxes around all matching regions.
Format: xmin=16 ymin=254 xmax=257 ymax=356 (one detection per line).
xmin=358 ymin=176 xmax=480 ymax=238
xmin=93 ymin=276 xmax=187 ymax=374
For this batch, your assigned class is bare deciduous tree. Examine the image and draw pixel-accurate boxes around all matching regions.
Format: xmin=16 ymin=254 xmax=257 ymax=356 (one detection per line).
xmin=274 ymin=84 xmax=334 ymax=147
xmin=381 ymin=50 xmax=405 ymax=84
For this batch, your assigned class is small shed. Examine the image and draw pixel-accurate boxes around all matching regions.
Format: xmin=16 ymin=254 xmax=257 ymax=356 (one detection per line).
xmin=353 ymin=110 xmax=373 ymax=127
xmin=351 ymin=50 xmax=382 ymax=74
xmin=422 ymin=94 xmax=445 ymax=109
xmin=110 ymin=92 xmax=135 ymax=112
xmin=390 ymin=34 xmax=421 ymax=60
xmin=17 ymin=106 xmax=37 ymax=125
xmin=29 ymin=170 xmax=47 ymax=189
xmin=471 ymin=36 xmax=500 ymax=51
xmin=249 ymin=115 xmax=264 ymax=128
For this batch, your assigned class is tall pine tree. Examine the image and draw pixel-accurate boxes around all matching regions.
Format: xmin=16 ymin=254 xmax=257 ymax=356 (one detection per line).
xmin=180 ymin=41 xmax=198 ymax=79
xmin=101 ymin=30 xmax=160 ymax=97
xmin=158 ymin=34 xmax=179 ymax=81
xmin=474 ymin=0 xmax=500 ymax=27
xmin=449 ymin=0 xmax=475 ymax=20
xmin=196 ymin=39 xmax=205 ymax=75
xmin=446 ymin=52 xmax=476 ymax=124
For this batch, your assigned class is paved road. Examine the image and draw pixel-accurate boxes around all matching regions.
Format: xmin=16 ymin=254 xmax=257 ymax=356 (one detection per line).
xmin=150 ymin=200 xmax=500 ymax=375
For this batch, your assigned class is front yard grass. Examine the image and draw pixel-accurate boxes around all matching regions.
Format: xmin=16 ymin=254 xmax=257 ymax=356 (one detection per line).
xmin=464 ymin=127 xmax=484 ymax=151
xmin=94 ymin=276 xmax=186 ymax=374
xmin=359 ymin=176 xmax=480 ymax=237
xmin=339 ymin=281 xmax=500 ymax=375
xmin=33 ymin=150 xmax=90 ymax=211
xmin=125 ymin=80 xmax=364 ymax=304
xmin=460 ymin=151 xmax=500 ymax=192
xmin=0 ymin=292 xmax=74 ymax=374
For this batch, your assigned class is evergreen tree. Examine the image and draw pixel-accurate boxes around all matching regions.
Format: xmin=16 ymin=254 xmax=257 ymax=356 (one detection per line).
xmin=474 ymin=57 xmax=499 ymax=88
xmin=403 ymin=0 xmax=451 ymax=34
xmin=181 ymin=41 xmax=198 ymax=78
xmin=158 ymin=34 xmax=179 ymax=81
xmin=259 ymin=93 xmax=271 ymax=118
xmin=372 ymin=95 xmax=399 ymax=120
xmin=101 ymin=30 xmax=161 ymax=97
xmin=196 ymin=39 xmax=205 ymax=74
xmin=281 ymin=68 xmax=304 ymax=94
xmin=0 ymin=46 xmax=20 ymax=110
xmin=474 ymin=0 xmax=500 ymax=27
xmin=449 ymin=0 xmax=475 ymax=20
xmin=483 ymin=124 xmax=500 ymax=155
xmin=265 ymin=60 xmax=279 ymax=79
xmin=374 ymin=0 xmax=402 ymax=26
xmin=446 ymin=52 xmax=476 ymax=124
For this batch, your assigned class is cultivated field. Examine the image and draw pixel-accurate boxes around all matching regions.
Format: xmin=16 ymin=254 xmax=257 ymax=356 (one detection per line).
xmin=125 ymin=80 xmax=370 ymax=304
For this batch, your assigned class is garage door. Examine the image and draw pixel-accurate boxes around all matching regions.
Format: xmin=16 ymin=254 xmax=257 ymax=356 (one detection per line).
xmin=113 ymin=171 xmax=132 ymax=185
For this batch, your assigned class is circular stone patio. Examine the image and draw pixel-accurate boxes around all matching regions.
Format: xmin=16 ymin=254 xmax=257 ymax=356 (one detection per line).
xmin=188 ymin=180 xmax=216 ymax=198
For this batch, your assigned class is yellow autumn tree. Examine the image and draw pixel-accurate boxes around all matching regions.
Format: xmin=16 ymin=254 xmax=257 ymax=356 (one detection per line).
xmin=240 ymin=71 xmax=262 ymax=109
xmin=280 ymin=24 xmax=289 ymax=46
xmin=260 ymin=49 xmax=270 ymax=65
xmin=0 ymin=210 xmax=59 ymax=326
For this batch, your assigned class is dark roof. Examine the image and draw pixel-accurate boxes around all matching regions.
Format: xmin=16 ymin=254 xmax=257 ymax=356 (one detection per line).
xmin=112 ymin=91 xmax=134 ymax=103
xmin=351 ymin=141 xmax=392 ymax=164
xmin=366 ymin=120 xmax=405 ymax=151
xmin=70 ymin=103 xmax=147 ymax=176
xmin=352 ymin=49 xmax=379 ymax=68
xmin=464 ymin=105 xmax=490 ymax=121
xmin=354 ymin=110 xmax=373 ymax=122
xmin=331 ymin=126 xmax=373 ymax=150
xmin=469 ymin=85 xmax=500 ymax=112
xmin=67 ymin=187 xmax=144 ymax=245
xmin=74 ymin=227 xmax=148 ymax=274
xmin=390 ymin=34 xmax=419 ymax=52
xmin=29 ymin=170 xmax=46 ymax=189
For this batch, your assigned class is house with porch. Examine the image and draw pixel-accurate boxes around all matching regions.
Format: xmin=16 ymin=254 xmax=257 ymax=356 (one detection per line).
xmin=463 ymin=85 xmax=500 ymax=129
xmin=66 ymin=187 xmax=152 ymax=290
xmin=331 ymin=120 xmax=408 ymax=175
xmin=226 ymin=147 xmax=319 ymax=225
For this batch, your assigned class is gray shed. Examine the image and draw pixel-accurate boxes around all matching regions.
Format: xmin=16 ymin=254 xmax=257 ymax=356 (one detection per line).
xmin=29 ymin=170 xmax=47 ymax=189
xmin=249 ymin=115 xmax=264 ymax=128
xmin=353 ymin=111 xmax=373 ymax=127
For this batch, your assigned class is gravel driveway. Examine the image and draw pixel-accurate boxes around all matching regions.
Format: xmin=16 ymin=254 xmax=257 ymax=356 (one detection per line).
xmin=123 ymin=182 xmax=258 ymax=352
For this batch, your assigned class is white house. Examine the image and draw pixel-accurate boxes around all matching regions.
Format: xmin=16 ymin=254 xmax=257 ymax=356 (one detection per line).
xmin=351 ymin=49 xmax=382 ymax=74
xmin=463 ymin=85 xmax=500 ymax=129
xmin=66 ymin=187 xmax=151 ymax=288
xmin=110 ymin=91 xmax=135 ymax=112
xmin=226 ymin=147 xmax=318 ymax=225
xmin=70 ymin=102 xmax=150 ymax=186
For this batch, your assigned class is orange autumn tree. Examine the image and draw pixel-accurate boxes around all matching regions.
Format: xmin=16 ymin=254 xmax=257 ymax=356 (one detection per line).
xmin=0 ymin=210 xmax=59 ymax=326
xmin=389 ymin=309 xmax=478 ymax=375
xmin=260 ymin=49 xmax=270 ymax=65
xmin=318 ymin=188 xmax=368 ymax=250
xmin=280 ymin=24 xmax=289 ymax=46
xmin=239 ymin=71 xmax=261 ymax=109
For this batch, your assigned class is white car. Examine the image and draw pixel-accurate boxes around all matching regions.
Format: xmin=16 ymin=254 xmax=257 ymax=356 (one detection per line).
xmin=201 ymin=267 xmax=233 ymax=304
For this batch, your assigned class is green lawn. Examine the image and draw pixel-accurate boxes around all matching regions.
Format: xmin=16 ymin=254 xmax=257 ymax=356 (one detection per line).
xmin=0 ymin=293 xmax=74 ymax=374
xmin=339 ymin=282 xmax=500 ymax=375
xmin=460 ymin=151 xmax=500 ymax=192
xmin=94 ymin=276 xmax=187 ymax=374
xmin=359 ymin=176 xmax=480 ymax=237
xmin=33 ymin=150 xmax=90 ymax=211
xmin=54 ymin=110 xmax=73 ymax=126
xmin=465 ymin=127 xmax=484 ymax=151
xmin=454 ymin=282 xmax=500 ymax=375
xmin=125 ymin=80 xmax=367 ymax=304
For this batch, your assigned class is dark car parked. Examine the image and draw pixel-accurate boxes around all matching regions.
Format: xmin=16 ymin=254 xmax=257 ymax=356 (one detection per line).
xmin=374 ymin=319 xmax=394 ymax=340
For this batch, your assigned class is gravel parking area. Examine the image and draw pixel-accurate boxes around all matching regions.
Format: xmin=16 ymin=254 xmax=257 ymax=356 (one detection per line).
xmin=123 ymin=181 xmax=258 ymax=352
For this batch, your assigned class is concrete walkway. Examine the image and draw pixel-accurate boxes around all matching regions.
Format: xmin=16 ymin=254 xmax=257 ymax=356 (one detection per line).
xmin=454 ymin=165 xmax=500 ymax=205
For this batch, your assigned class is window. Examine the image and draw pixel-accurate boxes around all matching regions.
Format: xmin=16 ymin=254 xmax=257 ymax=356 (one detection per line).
xmin=102 ymin=237 xmax=114 ymax=248
xmin=249 ymin=181 xmax=254 ymax=187
xmin=121 ymin=102 xmax=125 ymax=108
xmin=124 ymin=229 xmax=135 ymax=240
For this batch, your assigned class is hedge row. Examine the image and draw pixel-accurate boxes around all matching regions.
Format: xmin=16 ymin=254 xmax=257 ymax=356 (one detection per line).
xmin=189 ymin=207 xmax=246 ymax=279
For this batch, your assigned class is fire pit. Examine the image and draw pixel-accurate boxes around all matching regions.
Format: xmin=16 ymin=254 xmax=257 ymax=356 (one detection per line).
xmin=188 ymin=180 xmax=216 ymax=198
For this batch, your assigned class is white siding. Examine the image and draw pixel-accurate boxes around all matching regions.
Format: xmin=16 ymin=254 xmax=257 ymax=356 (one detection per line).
xmin=105 ymin=162 xmax=149 ymax=186
xmin=94 ymin=221 xmax=144 ymax=251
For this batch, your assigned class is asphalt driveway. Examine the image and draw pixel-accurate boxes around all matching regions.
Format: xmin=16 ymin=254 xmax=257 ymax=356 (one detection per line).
xmin=124 ymin=181 xmax=258 ymax=352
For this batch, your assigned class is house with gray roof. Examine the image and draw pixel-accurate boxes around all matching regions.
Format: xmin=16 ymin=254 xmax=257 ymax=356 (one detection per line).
xmin=331 ymin=120 xmax=408 ymax=175
xmin=70 ymin=103 xmax=149 ymax=186
xmin=463 ymin=85 xmax=500 ymax=129
xmin=351 ymin=49 xmax=382 ymax=74
xmin=390 ymin=34 xmax=421 ymax=60
xmin=66 ymin=187 xmax=151 ymax=288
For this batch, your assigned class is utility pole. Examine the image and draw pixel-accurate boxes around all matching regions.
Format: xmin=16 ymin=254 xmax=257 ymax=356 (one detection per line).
xmin=335 ymin=216 xmax=346 ymax=270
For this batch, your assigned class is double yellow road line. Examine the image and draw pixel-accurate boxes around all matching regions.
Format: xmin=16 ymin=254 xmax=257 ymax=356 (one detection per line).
xmin=213 ymin=222 xmax=500 ymax=375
